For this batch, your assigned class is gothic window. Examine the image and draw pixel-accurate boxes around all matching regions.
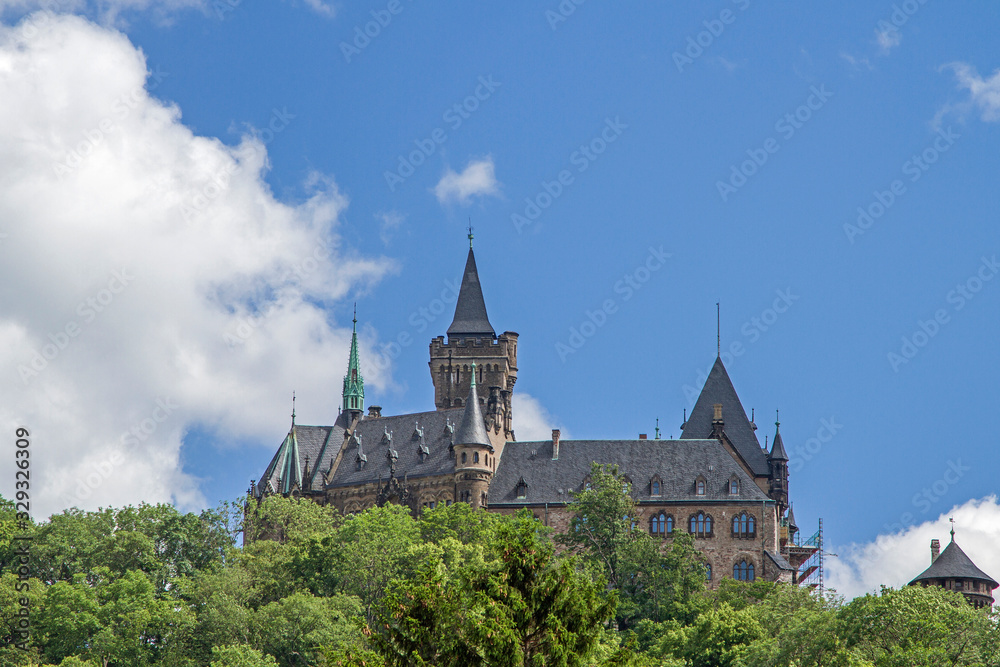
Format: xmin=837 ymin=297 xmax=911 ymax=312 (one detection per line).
xmin=650 ymin=512 xmax=673 ymax=536
xmin=461 ymin=452 xmax=467 ymax=463
xmin=651 ymin=481 xmax=661 ymax=496
xmin=730 ymin=478 xmax=739 ymax=495
xmin=732 ymin=512 xmax=756 ymax=538
xmin=474 ymin=452 xmax=480 ymax=463
xmin=666 ymin=515 xmax=673 ymax=533
xmin=650 ymin=514 xmax=661 ymax=535
xmin=706 ymin=563 xmax=713 ymax=581
xmin=696 ymin=477 xmax=706 ymax=496
xmin=516 ymin=478 xmax=528 ymax=499
xmin=733 ymin=560 xmax=755 ymax=581
xmin=688 ymin=512 xmax=713 ymax=537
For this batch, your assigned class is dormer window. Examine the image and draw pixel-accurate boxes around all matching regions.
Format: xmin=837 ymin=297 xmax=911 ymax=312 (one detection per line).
xmin=651 ymin=481 xmax=661 ymax=495
xmin=729 ymin=477 xmax=739 ymax=495
xmin=650 ymin=474 xmax=663 ymax=497
xmin=516 ymin=478 xmax=528 ymax=499
xmin=696 ymin=477 xmax=706 ymax=496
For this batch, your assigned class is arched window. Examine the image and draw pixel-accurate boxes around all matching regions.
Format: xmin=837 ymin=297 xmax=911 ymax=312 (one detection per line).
xmin=733 ymin=560 xmax=755 ymax=581
xmin=732 ymin=512 xmax=756 ymax=539
xmin=651 ymin=481 xmax=661 ymax=495
xmin=706 ymin=563 xmax=713 ymax=581
xmin=666 ymin=515 xmax=673 ymax=534
xmin=461 ymin=452 xmax=467 ymax=463
xmin=696 ymin=479 xmax=705 ymax=495
xmin=516 ymin=478 xmax=528 ymax=499
xmin=730 ymin=479 xmax=739 ymax=494
xmin=474 ymin=452 xmax=479 ymax=463
xmin=689 ymin=512 xmax=712 ymax=537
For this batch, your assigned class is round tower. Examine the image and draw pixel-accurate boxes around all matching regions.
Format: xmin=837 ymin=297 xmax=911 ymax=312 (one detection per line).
xmin=453 ymin=362 xmax=494 ymax=509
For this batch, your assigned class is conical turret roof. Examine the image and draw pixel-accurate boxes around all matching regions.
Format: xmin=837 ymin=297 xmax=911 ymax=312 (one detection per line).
xmin=770 ymin=418 xmax=789 ymax=462
xmin=455 ymin=363 xmax=491 ymax=447
xmin=447 ymin=248 xmax=495 ymax=341
xmin=910 ymin=538 xmax=998 ymax=589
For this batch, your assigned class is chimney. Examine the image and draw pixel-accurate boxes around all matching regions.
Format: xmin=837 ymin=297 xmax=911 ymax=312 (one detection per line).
xmin=639 ymin=434 xmax=647 ymax=440
xmin=931 ymin=539 xmax=940 ymax=564
xmin=367 ymin=405 xmax=382 ymax=419
xmin=551 ymin=429 xmax=560 ymax=460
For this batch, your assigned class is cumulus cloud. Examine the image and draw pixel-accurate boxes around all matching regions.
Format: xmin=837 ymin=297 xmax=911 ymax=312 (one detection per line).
xmin=433 ymin=157 xmax=500 ymax=205
xmin=827 ymin=496 xmax=1000 ymax=600
xmin=0 ymin=14 xmax=394 ymax=516
xmin=0 ymin=0 xmax=205 ymax=26
xmin=511 ymin=393 xmax=569 ymax=442
xmin=943 ymin=62 xmax=1000 ymax=122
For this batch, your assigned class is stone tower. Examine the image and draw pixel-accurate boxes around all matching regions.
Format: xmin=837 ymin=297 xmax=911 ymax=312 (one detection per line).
xmin=429 ymin=243 xmax=517 ymax=442
xmin=453 ymin=364 xmax=494 ymax=509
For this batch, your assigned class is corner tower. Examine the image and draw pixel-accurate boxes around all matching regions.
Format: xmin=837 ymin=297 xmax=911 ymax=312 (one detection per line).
xmin=454 ymin=364 xmax=494 ymax=509
xmin=429 ymin=238 xmax=517 ymax=443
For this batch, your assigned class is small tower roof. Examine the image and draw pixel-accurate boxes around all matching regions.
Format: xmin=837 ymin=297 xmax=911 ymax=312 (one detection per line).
xmin=343 ymin=307 xmax=365 ymax=413
xmin=769 ymin=413 xmax=789 ymax=462
xmin=909 ymin=538 xmax=999 ymax=589
xmin=447 ymin=247 xmax=496 ymax=341
xmin=786 ymin=503 xmax=798 ymax=531
xmin=455 ymin=363 xmax=491 ymax=447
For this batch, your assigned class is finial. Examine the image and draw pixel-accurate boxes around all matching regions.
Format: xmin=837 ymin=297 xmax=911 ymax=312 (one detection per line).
xmin=468 ymin=218 xmax=474 ymax=248
xmin=681 ymin=407 xmax=687 ymax=429
xmin=353 ymin=303 xmax=357 ymax=328
xmin=470 ymin=361 xmax=477 ymax=387
xmin=655 ymin=418 xmax=661 ymax=440
xmin=775 ymin=409 xmax=780 ymax=429
xmin=716 ymin=301 xmax=720 ymax=356
xmin=291 ymin=391 xmax=296 ymax=426
xmin=950 ymin=517 xmax=955 ymax=541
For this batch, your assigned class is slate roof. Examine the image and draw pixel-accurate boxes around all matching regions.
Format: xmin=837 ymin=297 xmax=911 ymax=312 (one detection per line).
xmin=325 ymin=408 xmax=466 ymax=489
xmin=447 ymin=248 xmax=496 ymax=341
xmin=489 ymin=438 xmax=771 ymax=506
xmin=681 ymin=356 xmax=770 ymax=476
xmin=909 ymin=540 xmax=999 ymax=589
xmin=770 ymin=424 xmax=788 ymax=461
xmin=765 ymin=550 xmax=794 ymax=572
xmin=455 ymin=370 xmax=490 ymax=447
xmin=258 ymin=423 xmax=337 ymax=494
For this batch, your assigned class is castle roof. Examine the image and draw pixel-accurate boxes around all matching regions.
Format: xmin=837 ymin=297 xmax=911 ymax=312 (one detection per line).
xmin=770 ymin=421 xmax=788 ymax=462
xmin=681 ymin=356 xmax=770 ymax=476
xmin=447 ymin=247 xmax=496 ymax=341
xmin=490 ymin=437 xmax=771 ymax=506
xmin=909 ymin=539 xmax=999 ymax=589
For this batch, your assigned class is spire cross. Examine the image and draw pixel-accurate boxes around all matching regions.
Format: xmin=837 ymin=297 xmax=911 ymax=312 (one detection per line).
xmin=950 ymin=517 xmax=955 ymax=541
xmin=353 ymin=302 xmax=357 ymax=327
xmin=291 ymin=391 xmax=296 ymax=426
xmin=467 ymin=218 xmax=474 ymax=248
xmin=775 ymin=409 xmax=780 ymax=429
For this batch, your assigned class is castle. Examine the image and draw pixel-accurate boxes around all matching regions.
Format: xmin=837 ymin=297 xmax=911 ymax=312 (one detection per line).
xmin=252 ymin=241 xmax=819 ymax=585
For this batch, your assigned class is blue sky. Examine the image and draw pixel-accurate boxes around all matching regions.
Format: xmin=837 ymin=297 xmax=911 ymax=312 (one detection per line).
xmin=1 ymin=0 xmax=999 ymax=596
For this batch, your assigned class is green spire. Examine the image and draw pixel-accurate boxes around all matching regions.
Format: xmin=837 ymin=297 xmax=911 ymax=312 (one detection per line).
xmin=343 ymin=305 xmax=364 ymax=414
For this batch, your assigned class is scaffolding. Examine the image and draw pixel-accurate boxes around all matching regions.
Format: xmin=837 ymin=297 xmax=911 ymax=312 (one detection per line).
xmin=796 ymin=518 xmax=825 ymax=591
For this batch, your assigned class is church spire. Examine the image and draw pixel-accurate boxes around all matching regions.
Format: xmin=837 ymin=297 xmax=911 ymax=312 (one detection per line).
xmin=343 ymin=306 xmax=364 ymax=416
xmin=447 ymin=243 xmax=496 ymax=342
xmin=455 ymin=363 xmax=491 ymax=447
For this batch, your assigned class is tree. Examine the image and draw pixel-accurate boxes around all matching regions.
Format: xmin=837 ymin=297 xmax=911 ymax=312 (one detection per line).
xmin=840 ymin=585 xmax=1000 ymax=667
xmin=660 ymin=602 xmax=765 ymax=667
xmin=254 ymin=592 xmax=362 ymax=667
xmin=369 ymin=511 xmax=616 ymax=666
xmin=209 ymin=644 xmax=278 ymax=667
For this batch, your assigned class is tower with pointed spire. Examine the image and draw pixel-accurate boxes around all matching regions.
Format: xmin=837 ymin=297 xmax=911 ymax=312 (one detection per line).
xmin=429 ymin=239 xmax=517 ymax=444
xmin=453 ymin=363 xmax=495 ymax=509
xmin=768 ymin=412 xmax=789 ymax=514
xmin=343 ymin=307 xmax=365 ymax=422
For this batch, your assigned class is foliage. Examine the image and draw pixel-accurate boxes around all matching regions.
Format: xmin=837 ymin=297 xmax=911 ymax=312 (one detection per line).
xmin=209 ymin=644 xmax=278 ymax=667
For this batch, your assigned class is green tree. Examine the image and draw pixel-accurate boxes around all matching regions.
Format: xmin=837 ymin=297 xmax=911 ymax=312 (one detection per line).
xmin=660 ymin=602 xmax=765 ymax=667
xmin=209 ymin=644 xmax=278 ymax=667
xmin=254 ymin=591 xmax=362 ymax=667
xmin=840 ymin=585 xmax=1000 ymax=667
xmin=369 ymin=511 xmax=616 ymax=666
xmin=417 ymin=501 xmax=505 ymax=545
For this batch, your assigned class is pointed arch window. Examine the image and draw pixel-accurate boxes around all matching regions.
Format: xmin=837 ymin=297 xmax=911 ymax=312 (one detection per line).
xmin=688 ymin=512 xmax=713 ymax=537
xmin=733 ymin=560 xmax=755 ymax=581
xmin=729 ymin=477 xmax=740 ymax=495
xmin=695 ymin=475 xmax=706 ymax=496
xmin=731 ymin=512 xmax=756 ymax=539
xmin=706 ymin=563 xmax=713 ymax=581
xmin=650 ymin=512 xmax=674 ymax=537
xmin=649 ymin=474 xmax=663 ymax=497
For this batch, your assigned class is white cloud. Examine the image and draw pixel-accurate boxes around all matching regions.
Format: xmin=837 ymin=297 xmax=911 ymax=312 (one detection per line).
xmin=875 ymin=26 xmax=901 ymax=54
xmin=433 ymin=157 xmax=500 ymax=206
xmin=376 ymin=210 xmax=404 ymax=246
xmin=827 ymin=496 xmax=1000 ymax=600
xmin=299 ymin=0 xmax=334 ymax=18
xmin=0 ymin=14 xmax=394 ymax=516
xmin=0 ymin=0 xmax=205 ymax=26
xmin=512 ymin=393 xmax=569 ymax=442
xmin=943 ymin=62 xmax=1000 ymax=122
xmin=839 ymin=51 xmax=872 ymax=71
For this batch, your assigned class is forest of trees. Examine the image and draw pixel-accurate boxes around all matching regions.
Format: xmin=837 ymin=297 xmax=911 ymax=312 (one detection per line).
xmin=1 ymin=463 xmax=998 ymax=666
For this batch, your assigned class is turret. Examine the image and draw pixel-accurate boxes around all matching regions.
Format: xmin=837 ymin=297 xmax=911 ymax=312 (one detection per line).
xmin=343 ymin=309 xmax=364 ymax=423
xmin=453 ymin=363 xmax=494 ymax=509
xmin=768 ymin=413 xmax=789 ymax=514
